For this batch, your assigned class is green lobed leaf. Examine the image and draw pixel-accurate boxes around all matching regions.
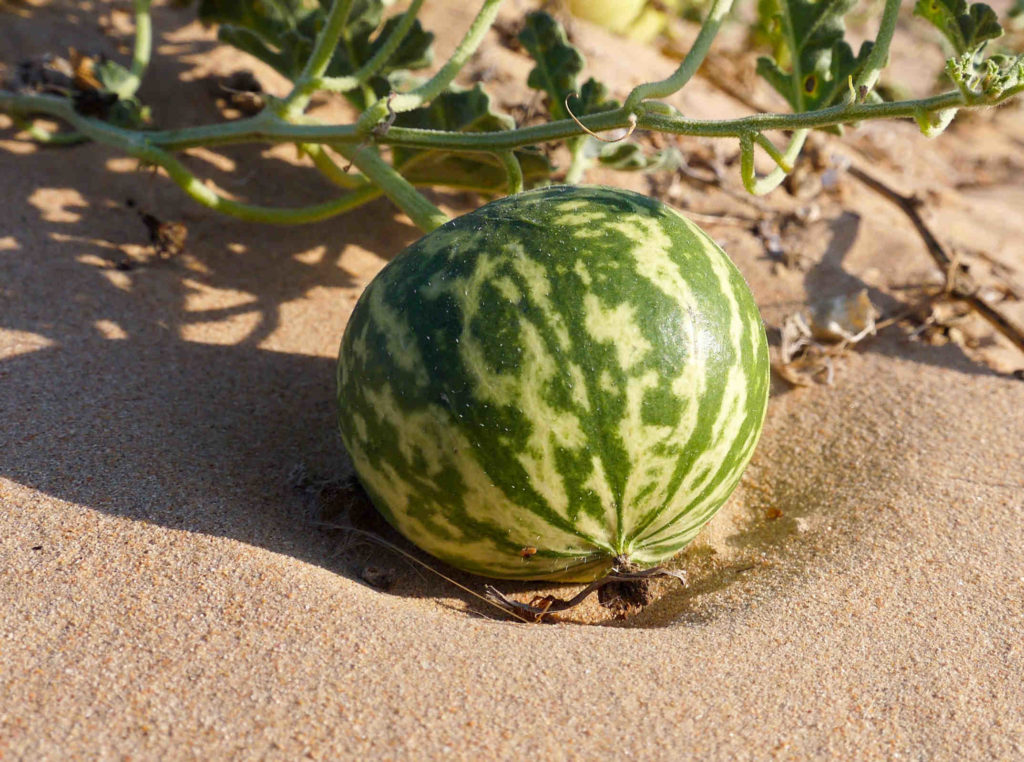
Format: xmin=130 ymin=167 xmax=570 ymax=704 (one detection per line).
xmin=198 ymin=0 xmax=327 ymax=78
xmin=755 ymin=0 xmax=874 ymax=112
xmin=197 ymin=0 xmax=434 ymax=97
xmin=913 ymin=0 xmax=1003 ymax=56
xmin=595 ymin=142 xmax=683 ymax=172
xmin=518 ymin=11 xmax=584 ymax=120
xmin=518 ymin=9 xmax=617 ymax=177
xmin=361 ymin=14 xmax=434 ymax=73
xmin=570 ymin=77 xmax=621 ymax=116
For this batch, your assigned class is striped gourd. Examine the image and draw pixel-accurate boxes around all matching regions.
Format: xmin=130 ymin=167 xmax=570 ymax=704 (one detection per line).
xmin=337 ymin=186 xmax=769 ymax=582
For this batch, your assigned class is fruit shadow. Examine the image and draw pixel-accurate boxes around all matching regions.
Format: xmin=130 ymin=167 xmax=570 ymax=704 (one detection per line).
xmin=2 ymin=145 xmax=1008 ymax=631
xmin=2 ymin=3 xmax=1011 ymax=629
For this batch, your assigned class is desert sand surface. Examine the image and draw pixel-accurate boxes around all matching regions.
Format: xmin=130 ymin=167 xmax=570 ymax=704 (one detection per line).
xmin=2 ymin=1 xmax=1023 ymax=759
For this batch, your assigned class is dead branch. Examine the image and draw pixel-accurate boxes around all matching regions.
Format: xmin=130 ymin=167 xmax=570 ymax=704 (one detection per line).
xmin=848 ymin=164 xmax=1024 ymax=356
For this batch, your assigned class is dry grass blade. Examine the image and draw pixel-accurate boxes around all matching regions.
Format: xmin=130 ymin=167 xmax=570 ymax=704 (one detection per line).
xmin=316 ymin=521 xmax=534 ymax=624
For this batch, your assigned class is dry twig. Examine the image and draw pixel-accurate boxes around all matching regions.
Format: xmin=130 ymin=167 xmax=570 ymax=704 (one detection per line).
xmin=848 ymin=164 xmax=1024 ymax=356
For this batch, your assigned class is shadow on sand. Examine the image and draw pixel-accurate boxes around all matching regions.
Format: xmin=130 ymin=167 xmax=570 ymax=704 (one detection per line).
xmin=1 ymin=1 xmax=1007 ymax=627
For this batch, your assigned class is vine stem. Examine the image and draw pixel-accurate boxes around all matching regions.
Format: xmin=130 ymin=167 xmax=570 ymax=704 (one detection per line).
xmin=116 ymin=0 xmax=154 ymax=99
xmin=302 ymin=143 xmax=368 ymax=189
xmin=852 ymin=0 xmax=903 ymax=100
xmin=4 ymin=85 xmax=1019 ymax=221
xmin=740 ymin=130 xmax=808 ymax=195
xmin=2 ymin=88 xmax=987 ymax=153
xmin=152 ymin=147 xmax=385 ymax=223
xmin=496 ymin=150 xmax=524 ymax=195
xmin=319 ymin=0 xmax=428 ymax=95
xmin=332 ymin=143 xmax=449 ymax=231
xmin=623 ymin=0 xmax=735 ymax=112
xmin=10 ymin=114 xmax=86 ymax=145
xmin=282 ymin=0 xmax=355 ymax=117
xmin=354 ymin=0 xmax=505 ymax=134
xmin=564 ymin=140 xmax=589 ymax=184
xmin=5 ymin=87 xmax=975 ymax=155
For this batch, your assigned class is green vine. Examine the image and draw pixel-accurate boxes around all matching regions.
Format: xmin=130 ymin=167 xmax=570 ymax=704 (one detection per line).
xmin=2 ymin=0 xmax=1022 ymax=229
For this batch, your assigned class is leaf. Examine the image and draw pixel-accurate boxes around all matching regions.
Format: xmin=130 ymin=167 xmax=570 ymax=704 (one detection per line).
xmin=196 ymin=0 xmax=434 ymax=103
xmin=94 ymin=59 xmax=149 ymax=125
xmin=399 ymin=151 xmax=553 ymax=193
xmin=518 ymin=11 xmax=584 ymax=120
xmin=198 ymin=0 xmax=327 ymax=78
xmin=570 ymin=77 xmax=621 ymax=116
xmin=360 ymin=14 xmax=434 ymax=74
xmin=94 ymin=58 xmax=134 ymax=95
xmin=392 ymin=85 xmax=553 ymax=192
xmin=326 ymin=12 xmax=435 ymax=110
xmin=595 ymin=142 xmax=683 ymax=172
xmin=913 ymin=0 xmax=1003 ymax=55
xmin=946 ymin=50 xmax=1024 ymax=101
xmin=755 ymin=0 xmax=874 ymax=111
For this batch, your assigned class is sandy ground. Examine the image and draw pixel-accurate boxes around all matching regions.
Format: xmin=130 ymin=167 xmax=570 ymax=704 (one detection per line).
xmin=2 ymin=1 xmax=1023 ymax=759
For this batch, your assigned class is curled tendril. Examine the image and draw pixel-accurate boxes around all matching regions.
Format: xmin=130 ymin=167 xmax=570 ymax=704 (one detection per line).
xmin=564 ymin=93 xmax=637 ymax=143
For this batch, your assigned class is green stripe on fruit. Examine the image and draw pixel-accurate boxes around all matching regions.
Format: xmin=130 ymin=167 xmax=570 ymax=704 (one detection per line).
xmin=337 ymin=185 xmax=768 ymax=582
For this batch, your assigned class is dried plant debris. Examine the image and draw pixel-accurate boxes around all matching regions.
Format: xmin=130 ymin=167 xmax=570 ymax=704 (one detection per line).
xmin=8 ymin=54 xmax=76 ymax=94
xmin=784 ymin=138 xmax=851 ymax=201
xmin=811 ymin=289 xmax=881 ymax=343
xmin=774 ymin=289 xmax=880 ymax=386
xmin=485 ymin=564 xmax=688 ymax=623
xmin=9 ymin=50 xmax=149 ymax=127
xmin=211 ymin=70 xmax=265 ymax=115
xmin=120 ymin=200 xmax=187 ymax=267
xmin=140 ymin=212 xmax=188 ymax=260
xmin=907 ymin=299 xmax=980 ymax=348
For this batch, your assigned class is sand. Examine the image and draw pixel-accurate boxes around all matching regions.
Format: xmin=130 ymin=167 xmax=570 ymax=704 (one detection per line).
xmin=2 ymin=2 xmax=1023 ymax=759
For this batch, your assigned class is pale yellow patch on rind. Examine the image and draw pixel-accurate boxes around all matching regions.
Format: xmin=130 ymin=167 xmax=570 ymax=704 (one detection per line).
xmin=342 ymin=382 xmax=607 ymax=576
xmin=366 ymin=285 xmax=429 ymax=387
xmin=583 ymin=294 xmax=652 ymax=371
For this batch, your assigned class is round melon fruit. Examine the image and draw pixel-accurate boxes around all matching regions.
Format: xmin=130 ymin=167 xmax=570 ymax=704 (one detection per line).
xmin=337 ymin=186 xmax=769 ymax=582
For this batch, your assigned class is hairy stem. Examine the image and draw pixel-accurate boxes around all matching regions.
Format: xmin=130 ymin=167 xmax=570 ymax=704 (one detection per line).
xmin=740 ymin=129 xmax=808 ymax=194
xmin=2 ymin=88 xmax=982 ymax=153
xmin=752 ymin=132 xmax=794 ymax=172
xmin=496 ymin=150 xmax=524 ymax=194
xmin=853 ymin=0 xmax=903 ymax=99
xmin=11 ymin=115 xmax=87 ymax=145
xmin=320 ymin=0 xmax=428 ymax=94
xmin=302 ymin=143 xmax=368 ymax=189
xmin=117 ymin=0 xmax=154 ymax=99
xmin=354 ymin=0 xmax=505 ymax=133
xmin=283 ymin=0 xmax=355 ymax=116
xmin=564 ymin=139 xmax=590 ymax=184
xmin=333 ymin=143 xmax=449 ymax=231
xmin=623 ymin=0 xmax=735 ymax=112
xmin=150 ymin=147 xmax=384 ymax=223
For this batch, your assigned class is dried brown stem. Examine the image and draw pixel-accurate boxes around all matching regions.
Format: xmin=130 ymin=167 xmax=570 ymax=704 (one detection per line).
xmin=485 ymin=565 xmax=687 ymax=622
xmin=848 ymin=165 xmax=1024 ymax=357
